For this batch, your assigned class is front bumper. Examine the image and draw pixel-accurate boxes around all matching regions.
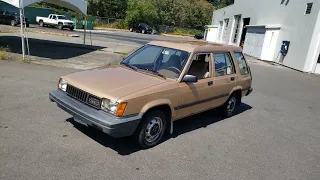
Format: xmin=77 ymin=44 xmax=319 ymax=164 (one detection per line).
xmin=49 ymin=90 xmax=141 ymax=138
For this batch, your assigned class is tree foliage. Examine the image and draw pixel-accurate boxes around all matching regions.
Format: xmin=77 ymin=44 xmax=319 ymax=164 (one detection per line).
xmin=30 ymin=0 xmax=233 ymax=29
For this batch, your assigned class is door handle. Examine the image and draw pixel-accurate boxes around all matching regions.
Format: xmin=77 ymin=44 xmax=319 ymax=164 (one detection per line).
xmin=208 ymin=81 xmax=213 ymax=86
xmin=230 ymin=77 xmax=235 ymax=81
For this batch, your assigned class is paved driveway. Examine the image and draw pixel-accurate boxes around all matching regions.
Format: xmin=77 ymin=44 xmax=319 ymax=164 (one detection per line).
xmin=0 ymin=61 xmax=319 ymax=180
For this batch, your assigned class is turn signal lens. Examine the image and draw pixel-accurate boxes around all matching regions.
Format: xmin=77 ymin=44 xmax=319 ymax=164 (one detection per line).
xmin=116 ymin=103 xmax=127 ymax=117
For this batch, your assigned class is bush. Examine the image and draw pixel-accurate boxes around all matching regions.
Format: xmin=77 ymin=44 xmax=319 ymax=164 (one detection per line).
xmin=94 ymin=19 xmax=128 ymax=29
xmin=171 ymin=28 xmax=203 ymax=36
xmin=0 ymin=46 xmax=10 ymax=60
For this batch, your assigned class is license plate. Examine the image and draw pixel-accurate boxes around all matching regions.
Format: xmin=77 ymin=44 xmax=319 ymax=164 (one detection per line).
xmin=88 ymin=96 xmax=100 ymax=108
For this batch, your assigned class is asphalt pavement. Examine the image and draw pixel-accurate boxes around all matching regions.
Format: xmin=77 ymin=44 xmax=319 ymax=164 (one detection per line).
xmin=0 ymin=60 xmax=319 ymax=180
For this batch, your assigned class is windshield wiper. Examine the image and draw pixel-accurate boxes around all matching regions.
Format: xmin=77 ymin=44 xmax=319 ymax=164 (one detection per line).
xmin=138 ymin=68 xmax=166 ymax=79
xmin=120 ymin=62 xmax=137 ymax=71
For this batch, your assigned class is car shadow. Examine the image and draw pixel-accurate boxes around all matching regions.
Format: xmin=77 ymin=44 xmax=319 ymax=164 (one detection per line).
xmin=0 ymin=36 xmax=105 ymax=59
xmin=66 ymin=103 xmax=252 ymax=155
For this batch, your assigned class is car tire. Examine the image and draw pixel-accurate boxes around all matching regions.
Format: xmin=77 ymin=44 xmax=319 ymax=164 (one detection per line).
xmin=26 ymin=24 xmax=29 ymax=28
xmin=39 ymin=20 xmax=44 ymax=27
xmin=142 ymin=29 xmax=145 ymax=34
xmin=11 ymin=20 xmax=16 ymax=26
xmin=222 ymin=94 xmax=237 ymax=118
xmin=134 ymin=110 xmax=167 ymax=149
xmin=129 ymin=28 xmax=133 ymax=32
xmin=69 ymin=27 xmax=74 ymax=31
xmin=58 ymin=23 xmax=63 ymax=30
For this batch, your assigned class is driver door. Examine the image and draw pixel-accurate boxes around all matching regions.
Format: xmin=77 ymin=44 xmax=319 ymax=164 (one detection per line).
xmin=175 ymin=53 xmax=214 ymax=119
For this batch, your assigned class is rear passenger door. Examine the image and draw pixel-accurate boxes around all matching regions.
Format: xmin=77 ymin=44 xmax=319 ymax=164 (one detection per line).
xmin=211 ymin=52 xmax=237 ymax=108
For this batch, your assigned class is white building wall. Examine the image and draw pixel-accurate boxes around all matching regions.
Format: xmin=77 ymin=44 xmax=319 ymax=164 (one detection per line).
xmin=211 ymin=0 xmax=320 ymax=73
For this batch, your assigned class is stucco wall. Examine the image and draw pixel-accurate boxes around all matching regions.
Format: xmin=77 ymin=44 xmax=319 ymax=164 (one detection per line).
xmin=212 ymin=0 xmax=319 ymax=72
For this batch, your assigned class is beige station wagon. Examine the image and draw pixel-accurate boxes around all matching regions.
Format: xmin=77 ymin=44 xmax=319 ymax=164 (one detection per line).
xmin=49 ymin=40 xmax=253 ymax=148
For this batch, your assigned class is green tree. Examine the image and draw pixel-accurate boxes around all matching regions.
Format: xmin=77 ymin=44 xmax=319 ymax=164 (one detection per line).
xmin=125 ymin=0 xmax=158 ymax=25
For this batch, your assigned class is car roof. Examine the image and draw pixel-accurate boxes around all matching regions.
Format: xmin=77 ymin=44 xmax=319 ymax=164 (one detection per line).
xmin=148 ymin=40 xmax=242 ymax=53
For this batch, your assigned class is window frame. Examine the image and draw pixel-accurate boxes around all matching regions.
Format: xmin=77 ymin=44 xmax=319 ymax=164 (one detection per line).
xmin=212 ymin=51 xmax=236 ymax=77
xmin=232 ymin=15 xmax=242 ymax=44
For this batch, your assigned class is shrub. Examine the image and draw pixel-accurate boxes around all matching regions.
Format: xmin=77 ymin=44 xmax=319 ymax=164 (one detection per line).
xmin=94 ymin=19 xmax=128 ymax=29
xmin=171 ymin=28 xmax=203 ymax=36
xmin=0 ymin=46 xmax=11 ymax=60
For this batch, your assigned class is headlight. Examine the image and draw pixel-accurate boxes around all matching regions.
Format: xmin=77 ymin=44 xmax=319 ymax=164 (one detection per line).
xmin=58 ymin=79 xmax=68 ymax=91
xmin=101 ymin=98 xmax=127 ymax=117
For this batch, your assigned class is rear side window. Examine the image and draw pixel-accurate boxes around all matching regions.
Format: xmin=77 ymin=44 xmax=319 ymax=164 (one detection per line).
xmin=234 ymin=52 xmax=249 ymax=75
xmin=213 ymin=53 xmax=235 ymax=77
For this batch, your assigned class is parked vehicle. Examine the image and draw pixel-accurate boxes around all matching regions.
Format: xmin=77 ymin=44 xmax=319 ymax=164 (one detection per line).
xmin=194 ymin=34 xmax=204 ymax=40
xmin=129 ymin=23 xmax=154 ymax=34
xmin=49 ymin=41 xmax=253 ymax=148
xmin=0 ymin=11 xmax=29 ymax=27
xmin=36 ymin=14 xmax=74 ymax=30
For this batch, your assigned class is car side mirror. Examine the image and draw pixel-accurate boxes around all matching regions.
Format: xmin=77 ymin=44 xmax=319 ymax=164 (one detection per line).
xmin=183 ymin=75 xmax=198 ymax=83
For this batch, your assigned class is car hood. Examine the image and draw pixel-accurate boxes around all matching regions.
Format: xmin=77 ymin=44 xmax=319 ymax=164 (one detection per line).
xmin=62 ymin=65 xmax=167 ymax=101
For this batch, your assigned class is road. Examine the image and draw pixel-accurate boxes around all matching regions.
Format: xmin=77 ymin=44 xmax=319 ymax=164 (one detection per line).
xmin=2 ymin=24 xmax=191 ymax=45
xmin=0 ymin=60 xmax=319 ymax=180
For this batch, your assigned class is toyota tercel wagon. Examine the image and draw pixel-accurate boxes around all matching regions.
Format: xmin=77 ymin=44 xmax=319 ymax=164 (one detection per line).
xmin=49 ymin=41 xmax=253 ymax=148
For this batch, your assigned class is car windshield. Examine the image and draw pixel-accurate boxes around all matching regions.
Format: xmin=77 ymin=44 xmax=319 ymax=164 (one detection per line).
xmin=140 ymin=23 xmax=149 ymax=28
xmin=121 ymin=45 xmax=190 ymax=80
xmin=57 ymin=16 xmax=68 ymax=20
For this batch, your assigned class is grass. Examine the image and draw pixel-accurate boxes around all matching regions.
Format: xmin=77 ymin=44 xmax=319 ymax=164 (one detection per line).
xmin=0 ymin=46 xmax=11 ymax=60
xmin=22 ymin=58 xmax=31 ymax=64
xmin=94 ymin=20 xmax=128 ymax=30
xmin=113 ymin=51 xmax=129 ymax=56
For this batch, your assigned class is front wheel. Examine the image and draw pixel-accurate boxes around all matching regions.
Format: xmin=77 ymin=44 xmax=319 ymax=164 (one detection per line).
xmin=58 ymin=23 xmax=63 ymax=30
xmin=135 ymin=110 xmax=167 ymax=149
xmin=222 ymin=95 xmax=237 ymax=118
xmin=69 ymin=27 xmax=74 ymax=31
xmin=142 ymin=29 xmax=145 ymax=34
xmin=129 ymin=27 xmax=133 ymax=32
xmin=11 ymin=20 xmax=16 ymax=26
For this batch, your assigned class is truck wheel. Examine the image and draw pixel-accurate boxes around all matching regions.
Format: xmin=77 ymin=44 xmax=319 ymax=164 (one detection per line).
xmin=135 ymin=110 xmax=167 ymax=149
xmin=11 ymin=20 xmax=16 ymax=26
xmin=222 ymin=94 xmax=237 ymax=118
xmin=26 ymin=24 xmax=29 ymax=28
xmin=69 ymin=27 xmax=74 ymax=31
xmin=39 ymin=20 xmax=44 ymax=27
xmin=58 ymin=23 xmax=63 ymax=30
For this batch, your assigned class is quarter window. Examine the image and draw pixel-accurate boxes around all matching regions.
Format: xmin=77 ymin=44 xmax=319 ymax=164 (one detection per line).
xmin=213 ymin=53 xmax=235 ymax=77
xmin=234 ymin=52 xmax=249 ymax=75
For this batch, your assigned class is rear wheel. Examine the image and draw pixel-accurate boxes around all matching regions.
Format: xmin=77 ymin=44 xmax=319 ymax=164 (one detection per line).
xmin=222 ymin=94 xmax=237 ymax=118
xmin=142 ymin=29 xmax=146 ymax=34
xmin=26 ymin=24 xmax=29 ymax=28
xmin=129 ymin=27 xmax=133 ymax=32
xmin=39 ymin=20 xmax=44 ymax=27
xmin=134 ymin=110 xmax=167 ymax=149
xmin=11 ymin=20 xmax=16 ymax=26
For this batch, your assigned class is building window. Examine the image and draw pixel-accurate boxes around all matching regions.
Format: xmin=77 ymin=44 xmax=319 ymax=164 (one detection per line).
xmin=232 ymin=15 xmax=242 ymax=44
xmin=222 ymin=19 xmax=229 ymax=42
xmin=218 ymin=21 xmax=223 ymax=41
xmin=305 ymin=3 xmax=313 ymax=14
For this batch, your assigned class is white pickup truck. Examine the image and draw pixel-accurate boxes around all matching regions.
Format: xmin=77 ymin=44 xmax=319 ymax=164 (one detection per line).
xmin=36 ymin=14 xmax=74 ymax=31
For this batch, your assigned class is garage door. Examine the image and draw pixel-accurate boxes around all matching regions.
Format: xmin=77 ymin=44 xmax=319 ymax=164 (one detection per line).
xmin=243 ymin=27 xmax=266 ymax=59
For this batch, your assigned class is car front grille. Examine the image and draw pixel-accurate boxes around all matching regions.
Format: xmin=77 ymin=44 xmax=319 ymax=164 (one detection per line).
xmin=66 ymin=85 xmax=101 ymax=109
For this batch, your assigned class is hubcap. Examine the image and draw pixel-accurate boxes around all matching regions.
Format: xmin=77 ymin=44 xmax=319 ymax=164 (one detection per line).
xmin=227 ymin=97 xmax=236 ymax=114
xmin=145 ymin=117 xmax=163 ymax=143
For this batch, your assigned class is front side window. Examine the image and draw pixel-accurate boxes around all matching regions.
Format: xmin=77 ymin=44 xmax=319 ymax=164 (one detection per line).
xmin=213 ymin=53 xmax=235 ymax=77
xmin=121 ymin=45 xmax=190 ymax=79
xmin=234 ymin=52 xmax=249 ymax=75
xmin=187 ymin=54 xmax=211 ymax=80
